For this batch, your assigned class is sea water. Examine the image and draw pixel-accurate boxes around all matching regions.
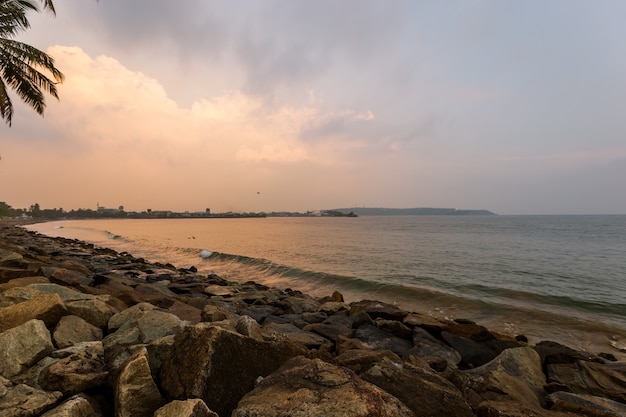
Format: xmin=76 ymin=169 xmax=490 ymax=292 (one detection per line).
xmin=27 ymin=215 xmax=626 ymax=355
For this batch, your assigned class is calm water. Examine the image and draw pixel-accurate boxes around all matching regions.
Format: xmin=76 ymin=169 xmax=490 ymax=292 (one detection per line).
xmin=27 ymin=215 xmax=626 ymax=355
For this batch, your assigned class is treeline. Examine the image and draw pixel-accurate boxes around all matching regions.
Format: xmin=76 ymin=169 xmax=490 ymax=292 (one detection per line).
xmin=0 ymin=202 xmax=125 ymax=219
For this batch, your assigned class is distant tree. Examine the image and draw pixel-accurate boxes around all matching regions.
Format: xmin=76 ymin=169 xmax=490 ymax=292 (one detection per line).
xmin=0 ymin=0 xmax=64 ymax=126
xmin=0 ymin=200 xmax=13 ymax=216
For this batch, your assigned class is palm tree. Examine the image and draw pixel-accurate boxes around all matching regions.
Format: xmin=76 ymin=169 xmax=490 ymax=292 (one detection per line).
xmin=0 ymin=0 xmax=64 ymax=126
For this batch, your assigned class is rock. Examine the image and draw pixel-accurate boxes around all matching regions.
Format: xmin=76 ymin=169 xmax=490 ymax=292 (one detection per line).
xmin=160 ymin=324 xmax=306 ymax=417
xmin=354 ymin=324 xmax=413 ymax=357
xmin=0 ymin=276 xmax=49 ymax=292
xmin=38 ymin=341 xmax=108 ymax=395
xmin=53 ymin=315 xmax=103 ymax=348
xmin=476 ymin=400 xmax=579 ymax=417
xmin=49 ymin=268 xmax=93 ymax=287
xmin=232 ymin=356 xmax=414 ymax=417
xmin=350 ymin=299 xmax=408 ymax=321
xmin=39 ymin=393 xmax=103 ymax=417
xmin=103 ymin=307 xmax=185 ymax=375
xmin=318 ymin=301 xmax=345 ymax=315
xmin=334 ymin=349 xmax=401 ymax=373
xmin=547 ymin=391 xmax=626 ymax=416
xmin=302 ymin=322 xmax=355 ymax=341
xmin=546 ymin=359 xmax=626 ymax=404
xmin=403 ymin=312 xmax=446 ymax=330
xmin=361 ymin=358 xmax=474 ymax=417
xmin=0 ymin=319 xmax=54 ymax=378
xmin=468 ymin=347 xmax=546 ymax=406
xmin=261 ymin=322 xmax=328 ymax=348
xmin=65 ymin=298 xmax=119 ymax=329
xmin=160 ymin=299 xmax=202 ymax=324
xmin=0 ymin=293 xmax=67 ymax=333
xmin=6 ymin=283 xmax=94 ymax=303
xmin=441 ymin=331 xmax=500 ymax=368
xmin=203 ymin=284 xmax=238 ymax=297
xmin=330 ymin=290 xmax=344 ymax=302
xmin=535 ymin=340 xmax=599 ymax=366
xmin=239 ymin=304 xmax=283 ymax=323
xmin=115 ymin=348 xmax=165 ymax=417
xmin=374 ymin=318 xmax=413 ymax=339
xmin=236 ymin=315 xmax=264 ymax=340
xmin=0 ymin=383 xmax=62 ymax=417
xmin=201 ymin=304 xmax=233 ymax=322
xmin=154 ymin=399 xmax=218 ymax=417
xmin=407 ymin=327 xmax=462 ymax=368
xmin=279 ymin=294 xmax=321 ymax=314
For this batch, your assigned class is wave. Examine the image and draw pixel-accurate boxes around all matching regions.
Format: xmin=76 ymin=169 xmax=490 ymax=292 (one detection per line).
xmin=195 ymin=250 xmax=626 ymax=324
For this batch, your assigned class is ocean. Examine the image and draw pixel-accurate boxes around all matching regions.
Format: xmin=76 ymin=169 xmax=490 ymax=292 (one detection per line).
xmin=26 ymin=215 xmax=626 ymax=356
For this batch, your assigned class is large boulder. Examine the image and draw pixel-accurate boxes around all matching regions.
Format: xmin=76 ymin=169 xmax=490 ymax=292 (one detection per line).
xmin=232 ymin=356 xmax=414 ymax=417
xmin=39 ymin=393 xmax=103 ymax=417
xmin=53 ymin=315 xmax=103 ymax=348
xmin=115 ymin=348 xmax=165 ymax=417
xmin=546 ymin=359 xmax=626 ymax=404
xmin=159 ymin=323 xmax=306 ymax=417
xmin=0 ymin=319 xmax=54 ymax=378
xmin=154 ymin=399 xmax=218 ymax=417
xmin=354 ymin=324 xmax=413 ymax=357
xmin=468 ymin=347 xmax=547 ymax=406
xmin=361 ymin=357 xmax=474 ymax=417
xmin=0 ymin=383 xmax=62 ymax=417
xmin=38 ymin=341 xmax=108 ymax=395
xmin=547 ymin=391 xmax=626 ymax=416
xmin=0 ymin=293 xmax=67 ymax=333
xmin=408 ymin=327 xmax=462 ymax=368
xmin=103 ymin=304 xmax=186 ymax=374
xmin=65 ymin=297 xmax=119 ymax=329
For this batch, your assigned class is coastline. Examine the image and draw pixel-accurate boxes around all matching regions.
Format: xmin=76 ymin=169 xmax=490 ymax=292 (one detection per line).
xmin=2 ymin=221 xmax=626 ymax=416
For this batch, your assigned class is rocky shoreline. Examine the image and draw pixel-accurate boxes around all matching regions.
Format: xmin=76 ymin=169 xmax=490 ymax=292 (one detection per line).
xmin=1 ymin=221 xmax=626 ymax=417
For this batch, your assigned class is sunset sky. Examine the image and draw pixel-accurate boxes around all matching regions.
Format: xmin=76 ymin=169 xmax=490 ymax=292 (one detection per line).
xmin=2 ymin=0 xmax=626 ymax=214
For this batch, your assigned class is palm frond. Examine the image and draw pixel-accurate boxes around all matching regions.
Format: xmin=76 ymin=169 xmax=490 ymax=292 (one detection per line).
xmin=0 ymin=77 xmax=14 ymax=125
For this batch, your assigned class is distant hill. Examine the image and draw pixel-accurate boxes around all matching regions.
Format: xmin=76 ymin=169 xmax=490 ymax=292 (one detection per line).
xmin=326 ymin=207 xmax=496 ymax=216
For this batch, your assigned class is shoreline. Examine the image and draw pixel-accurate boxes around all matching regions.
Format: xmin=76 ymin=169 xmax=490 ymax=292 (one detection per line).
xmin=25 ymin=217 xmax=626 ymax=358
xmin=2 ymin=221 xmax=626 ymax=416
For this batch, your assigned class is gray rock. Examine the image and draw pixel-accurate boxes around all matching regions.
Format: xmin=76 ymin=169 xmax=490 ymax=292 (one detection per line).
xmin=361 ymin=358 xmax=474 ymax=417
xmin=232 ymin=356 xmax=414 ymax=417
xmin=354 ymin=324 xmax=413 ymax=357
xmin=468 ymin=347 xmax=546 ymax=406
xmin=39 ymin=394 xmax=103 ymax=417
xmin=0 ymin=293 xmax=67 ymax=333
xmin=154 ymin=399 xmax=218 ymax=417
xmin=38 ymin=341 xmax=108 ymax=395
xmin=115 ymin=348 xmax=165 ymax=417
xmin=160 ymin=323 xmax=306 ymax=417
xmin=0 ymin=383 xmax=62 ymax=417
xmin=0 ymin=319 xmax=54 ymax=378
xmin=546 ymin=359 xmax=626 ymax=404
xmin=408 ymin=327 xmax=462 ymax=368
xmin=53 ymin=315 xmax=103 ymax=348
xmin=547 ymin=391 xmax=626 ymax=416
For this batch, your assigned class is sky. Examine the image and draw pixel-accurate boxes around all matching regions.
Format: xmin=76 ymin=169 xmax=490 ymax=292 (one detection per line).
xmin=2 ymin=0 xmax=626 ymax=215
